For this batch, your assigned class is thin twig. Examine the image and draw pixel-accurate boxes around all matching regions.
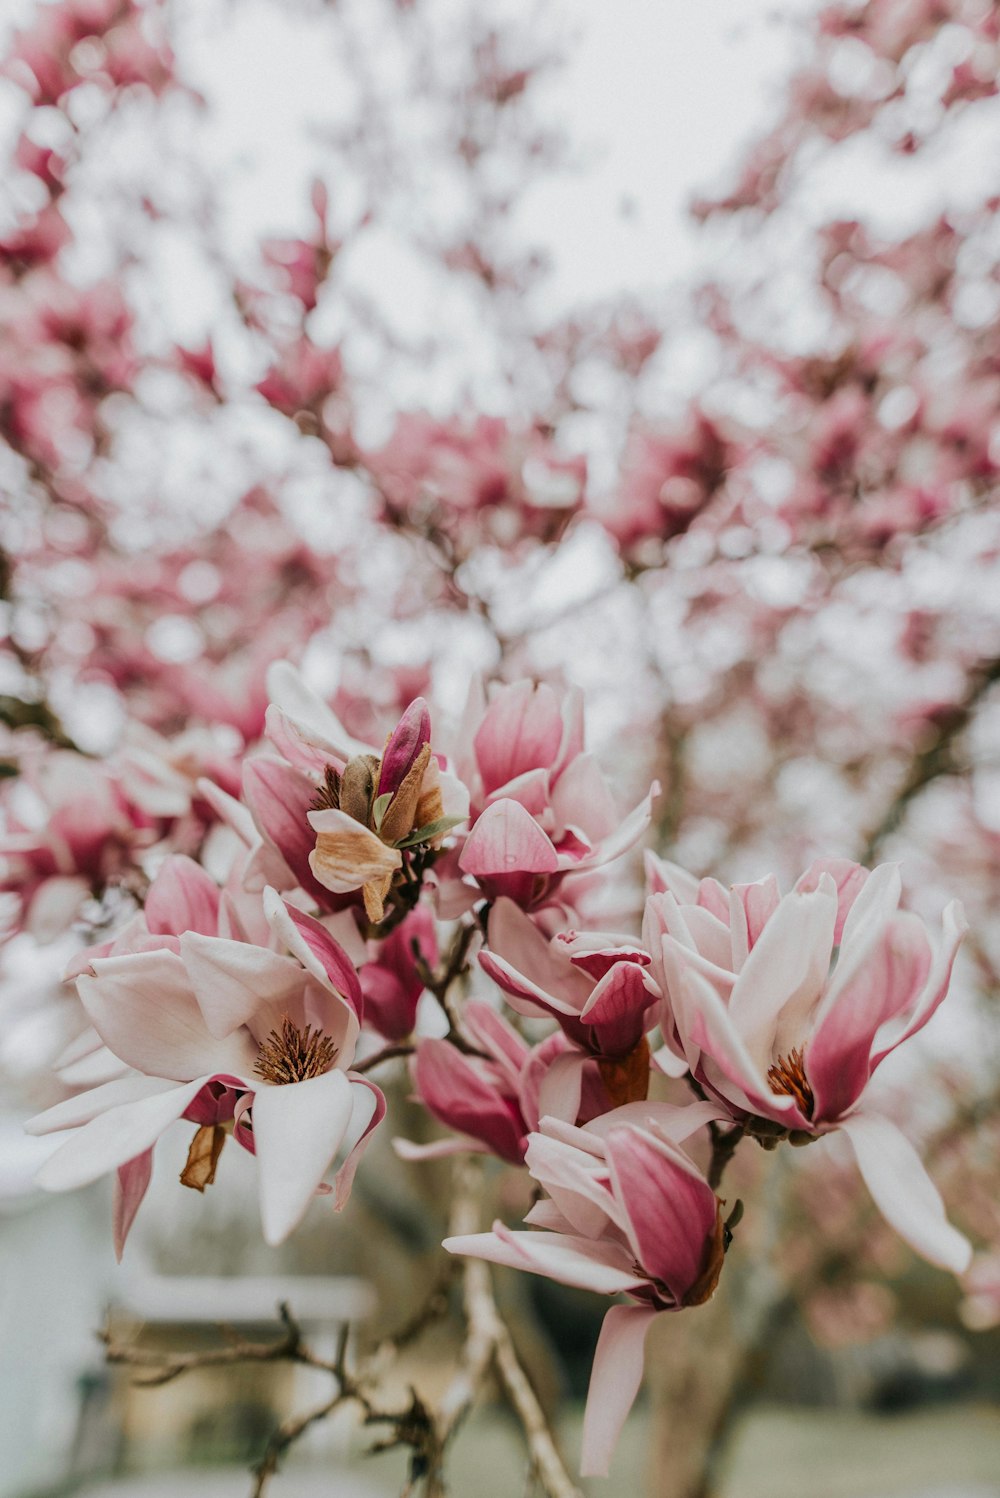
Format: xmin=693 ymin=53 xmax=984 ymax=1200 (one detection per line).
xmin=353 ymin=1041 xmax=415 ymax=1074
xmin=430 ymin=1158 xmax=583 ymax=1498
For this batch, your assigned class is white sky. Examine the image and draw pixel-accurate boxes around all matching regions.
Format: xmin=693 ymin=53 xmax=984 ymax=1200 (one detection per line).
xmin=170 ymin=0 xmax=817 ymax=309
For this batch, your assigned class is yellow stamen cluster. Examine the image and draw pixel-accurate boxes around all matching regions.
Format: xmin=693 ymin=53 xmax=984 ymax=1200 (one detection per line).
xmin=254 ymin=1016 xmax=339 ymax=1085
xmin=767 ymin=1046 xmax=815 ymax=1118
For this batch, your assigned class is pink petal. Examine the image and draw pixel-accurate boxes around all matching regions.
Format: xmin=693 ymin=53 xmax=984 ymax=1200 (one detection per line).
xmin=251 ymin=1068 xmax=355 ymax=1245
xmin=473 ymin=681 xmax=563 ymax=797
xmin=332 ymin=1076 xmax=385 ymax=1208
xmin=550 ymin=753 xmax=618 ymax=843
xmin=114 ymin=1150 xmax=153 ymax=1261
xmin=413 ymin=1039 xmax=525 ymax=1163
xmin=265 ymin=660 xmax=368 ymax=761
xmin=443 ymin=1221 xmax=643 ymax=1295
xmin=808 ymin=913 xmax=931 ymax=1121
xmin=728 ymin=878 xmax=838 ymax=1071
xmin=537 ymin=1050 xmax=589 ymax=1125
xmin=483 ymin=896 xmax=588 ymax=1008
xmin=870 ymin=900 xmax=968 ymax=1067
xmin=524 ymin=1131 xmax=622 ymax=1238
xmin=796 ymin=858 xmax=870 ymax=943
xmin=26 ymin=1074 xmax=178 ymax=1135
xmin=680 ymin=969 xmax=785 ymax=1118
xmin=460 ymin=999 xmax=530 ymax=1080
xmin=244 ymin=756 xmax=333 ymax=903
xmin=485 ymin=767 xmax=552 ymax=818
xmin=377 ymin=698 xmax=431 ymax=798
xmin=179 ymin=932 xmax=304 ymax=1040
xmin=563 ymin=781 xmax=660 ymax=872
xmin=581 ymin=961 xmax=658 ymax=1054
xmin=605 ymin=1126 xmax=717 ymax=1301
xmin=264 ymin=889 xmax=363 ymax=1014
xmin=728 ymin=876 xmax=780 ymax=969
xmin=460 ymin=800 xmax=560 ymax=878
xmin=145 ymin=856 xmax=221 ymax=938
xmin=393 ymin=1135 xmax=490 ymax=1161
xmin=79 ymin=951 xmax=258 ymax=1081
xmin=580 ymin=1305 xmax=659 ymax=1478
xmin=644 ymin=852 xmax=699 ymax=902
xmin=839 ymin=1112 xmax=971 ymax=1273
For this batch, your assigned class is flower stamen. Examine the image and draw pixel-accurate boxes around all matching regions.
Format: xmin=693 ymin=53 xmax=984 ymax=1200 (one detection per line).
xmin=254 ymin=1015 xmax=339 ymax=1085
xmin=767 ymin=1046 xmax=814 ymax=1118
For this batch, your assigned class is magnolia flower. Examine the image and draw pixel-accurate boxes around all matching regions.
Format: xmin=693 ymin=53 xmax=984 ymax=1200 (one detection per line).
xmin=0 ymin=750 xmax=155 ymax=943
xmin=261 ymin=663 xmax=468 ymax=924
xmin=397 ymin=999 xmax=613 ymax=1164
xmin=444 ymin=1102 xmax=728 ymax=1476
xmin=644 ymin=855 xmax=971 ymax=1272
xmin=452 ymin=680 xmax=659 ymax=914
xmin=28 ymin=887 xmax=383 ymax=1250
xmin=479 ymin=897 xmax=657 ymax=1107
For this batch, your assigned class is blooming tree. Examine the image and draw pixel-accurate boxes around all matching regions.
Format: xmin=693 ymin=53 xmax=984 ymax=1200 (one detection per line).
xmin=1 ymin=1 xmax=998 ymax=1496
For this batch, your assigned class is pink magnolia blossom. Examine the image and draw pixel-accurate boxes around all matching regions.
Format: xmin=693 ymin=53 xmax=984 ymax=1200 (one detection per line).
xmin=258 ymin=662 xmax=468 ymax=923
xmin=0 ymin=750 xmax=157 ymax=943
xmin=479 ymin=897 xmax=657 ymax=1105
xmin=644 ymin=855 xmax=971 ymax=1272
xmin=28 ymin=887 xmax=383 ymax=1250
xmin=454 ymin=678 xmax=658 ymax=914
xmin=444 ymin=1102 xmax=728 ymax=1476
xmin=397 ymin=999 xmax=613 ymax=1164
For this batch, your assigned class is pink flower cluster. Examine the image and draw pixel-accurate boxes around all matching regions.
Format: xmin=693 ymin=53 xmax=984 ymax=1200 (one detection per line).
xmin=21 ymin=666 xmax=972 ymax=1476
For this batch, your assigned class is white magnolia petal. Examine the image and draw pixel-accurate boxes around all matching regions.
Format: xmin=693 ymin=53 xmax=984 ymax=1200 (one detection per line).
xmin=79 ymin=951 xmax=258 ymax=1081
xmin=36 ymin=1078 xmax=211 ymax=1191
xmin=252 ymin=1069 xmax=355 ymax=1245
xmin=266 ymin=660 xmax=372 ymax=760
xmin=839 ymin=1112 xmax=971 ymax=1274
xmin=26 ymin=1074 xmax=174 ymax=1135
xmin=443 ymin=1224 xmax=643 ymax=1295
xmin=180 ymin=932 xmax=304 ymax=1039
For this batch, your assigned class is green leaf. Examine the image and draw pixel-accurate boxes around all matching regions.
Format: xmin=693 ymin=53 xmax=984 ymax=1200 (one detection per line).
xmin=396 ymin=815 xmax=466 ymax=850
xmin=372 ymin=791 xmax=393 ymax=831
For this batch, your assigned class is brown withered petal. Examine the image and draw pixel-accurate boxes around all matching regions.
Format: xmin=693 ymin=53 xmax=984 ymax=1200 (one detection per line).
xmin=379 ymin=741 xmax=432 ymax=844
xmin=362 ymin=872 xmax=394 ymax=924
xmin=598 ymin=1035 xmax=651 ymax=1109
xmin=312 ymin=824 xmax=402 ymax=892
xmin=340 ymin=753 xmax=381 ymax=826
xmin=413 ymin=781 xmax=445 ymax=835
xmin=683 ymin=1205 xmax=727 ymax=1307
xmin=179 ymin=1123 xmax=226 ymax=1193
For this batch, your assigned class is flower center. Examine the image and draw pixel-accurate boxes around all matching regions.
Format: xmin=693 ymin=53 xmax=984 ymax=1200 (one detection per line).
xmin=254 ymin=1016 xmax=339 ymax=1085
xmin=767 ymin=1046 xmax=814 ymax=1118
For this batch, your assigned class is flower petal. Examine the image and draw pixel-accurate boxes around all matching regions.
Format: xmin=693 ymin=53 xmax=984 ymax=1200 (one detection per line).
xmin=604 ymin=1126 xmax=718 ymax=1302
xmin=37 ymin=1077 xmax=212 ymax=1190
xmin=179 ymin=932 xmax=305 ymax=1040
xmin=580 ymin=1305 xmax=659 ymax=1478
xmin=79 ymin=950 xmax=258 ymax=1080
xmin=114 ymin=1150 xmax=153 ymax=1261
xmin=145 ymin=856 xmax=221 ymax=938
xmin=251 ymin=1068 xmax=355 ymax=1245
xmin=839 ymin=1112 xmax=971 ymax=1273
xmin=728 ymin=877 xmax=838 ymax=1070
xmin=26 ymin=1074 xmax=178 ymax=1135
xmin=308 ymin=808 xmax=402 ymax=893
xmin=443 ymin=1221 xmax=643 ymax=1295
